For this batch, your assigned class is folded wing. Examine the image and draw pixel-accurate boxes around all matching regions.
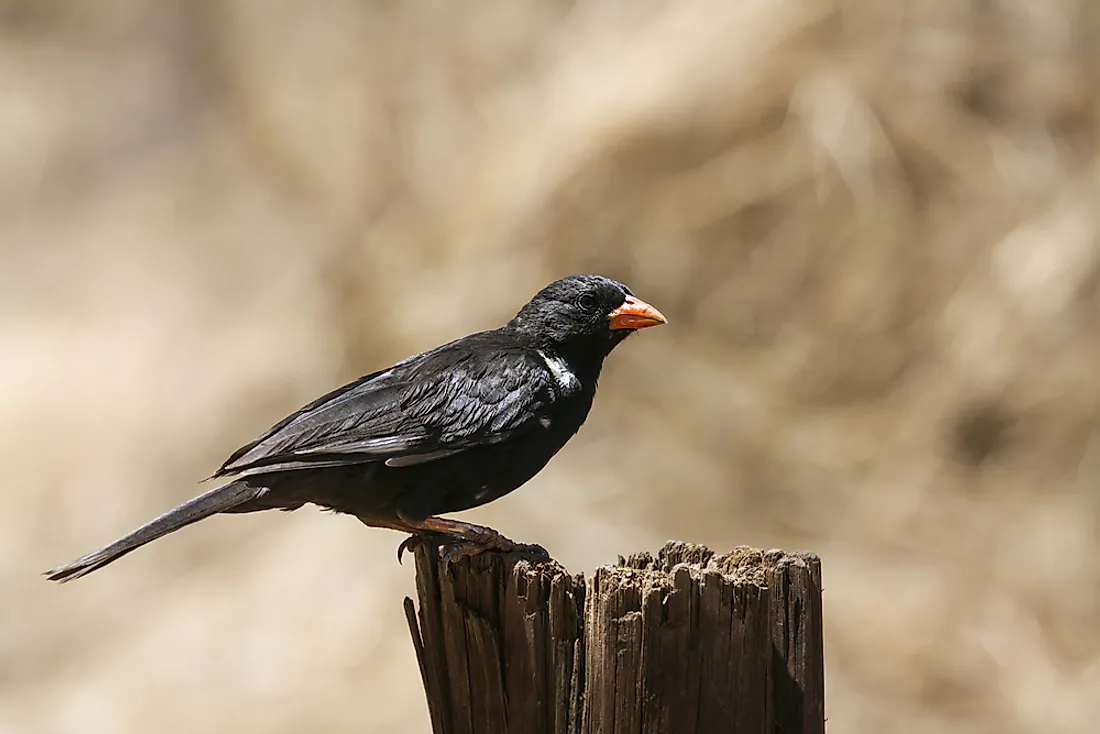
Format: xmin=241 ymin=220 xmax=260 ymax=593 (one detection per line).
xmin=214 ymin=339 xmax=553 ymax=478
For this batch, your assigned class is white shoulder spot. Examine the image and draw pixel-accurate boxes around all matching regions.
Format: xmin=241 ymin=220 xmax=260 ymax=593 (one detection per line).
xmin=538 ymin=350 xmax=581 ymax=393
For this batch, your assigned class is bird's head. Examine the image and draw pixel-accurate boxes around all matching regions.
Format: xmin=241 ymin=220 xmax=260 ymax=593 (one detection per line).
xmin=508 ymin=274 xmax=666 ymax=363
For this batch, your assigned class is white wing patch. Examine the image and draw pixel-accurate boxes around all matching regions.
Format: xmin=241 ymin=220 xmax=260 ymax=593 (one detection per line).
xmin=538 ymin=350 xmax=580 ymax=393
xmin=384 ymin=449 xmax=462 ymax=468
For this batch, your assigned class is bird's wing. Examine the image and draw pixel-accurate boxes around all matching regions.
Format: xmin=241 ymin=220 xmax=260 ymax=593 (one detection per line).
xmin=214 ymin=338 xmax=555 ymax=477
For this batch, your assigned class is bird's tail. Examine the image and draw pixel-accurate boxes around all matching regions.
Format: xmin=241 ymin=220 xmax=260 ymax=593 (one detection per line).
xmin=45 ymin=480 xmax=262 ymax=583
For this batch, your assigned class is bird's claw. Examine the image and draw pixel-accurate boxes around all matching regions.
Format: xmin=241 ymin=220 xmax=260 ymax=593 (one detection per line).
xmin=397 ymin=532 xmax=450 ymax=564
xmin=397 ymin=534 xmax=419 ymax=564
xmin=496 ymin=540 xmax=551 ymax=563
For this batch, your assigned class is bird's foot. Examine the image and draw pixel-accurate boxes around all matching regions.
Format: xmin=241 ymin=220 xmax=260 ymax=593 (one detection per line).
xmin=397 ymin=529 xmax=549 ymax=565
xmin=442 ymin=525 xmax=551 ymax=564
xmin=437 ymin=532 xmax=550 ymax=565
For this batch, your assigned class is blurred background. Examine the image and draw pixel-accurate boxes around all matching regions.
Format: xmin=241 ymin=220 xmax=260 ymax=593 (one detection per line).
xmin=3 ymin=1 xmax=1099 ymax=732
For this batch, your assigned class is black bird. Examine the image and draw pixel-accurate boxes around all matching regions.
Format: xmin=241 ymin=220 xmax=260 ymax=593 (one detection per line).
xmin=46 ymin=274 xmax=666 ymax=582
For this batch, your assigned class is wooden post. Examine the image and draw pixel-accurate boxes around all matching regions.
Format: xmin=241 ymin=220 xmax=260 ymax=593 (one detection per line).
xmin=405 ymin=541 xmax=824 ymax=734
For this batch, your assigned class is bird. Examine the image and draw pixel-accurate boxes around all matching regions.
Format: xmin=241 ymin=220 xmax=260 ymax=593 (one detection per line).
xmin=45 ymin=274 xmax=666 ymax=582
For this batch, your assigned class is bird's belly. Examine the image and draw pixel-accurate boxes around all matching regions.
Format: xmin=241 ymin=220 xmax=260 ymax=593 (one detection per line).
xmin=266 ymin=415 xmax=584 ymax=521
xmin=389 ymin=432 xmax=569 ymax=518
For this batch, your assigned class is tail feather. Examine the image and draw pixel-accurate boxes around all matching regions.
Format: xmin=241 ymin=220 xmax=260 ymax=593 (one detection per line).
xmin=45 ymin=481 xmax=262 ymax=583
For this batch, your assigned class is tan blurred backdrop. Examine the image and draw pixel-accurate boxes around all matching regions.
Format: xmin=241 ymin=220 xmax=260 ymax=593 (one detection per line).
xmin=3 ymin=1 xmax=1099 ymax=732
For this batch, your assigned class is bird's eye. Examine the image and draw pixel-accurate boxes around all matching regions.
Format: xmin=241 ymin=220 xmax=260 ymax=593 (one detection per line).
xmin=577 ymin=293 xmax=598 ymax=312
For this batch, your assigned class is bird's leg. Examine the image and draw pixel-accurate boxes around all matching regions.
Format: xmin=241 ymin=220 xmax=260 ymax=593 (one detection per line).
xmin=398 ymin=515 xmax=550 ymax=564
xmin=355 ymin=514 xmax=550 ymax=564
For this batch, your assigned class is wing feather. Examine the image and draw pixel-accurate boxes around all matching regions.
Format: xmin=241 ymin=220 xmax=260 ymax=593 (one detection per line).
xmin=215 ymin=337 xmax=553 ymax=477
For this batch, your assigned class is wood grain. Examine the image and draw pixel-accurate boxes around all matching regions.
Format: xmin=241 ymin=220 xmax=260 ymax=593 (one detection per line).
xmin=406 ymin=541 xmax=823 ymax=734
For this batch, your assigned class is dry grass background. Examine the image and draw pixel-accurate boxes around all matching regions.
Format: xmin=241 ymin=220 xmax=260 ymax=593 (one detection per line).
xmin=2 ymin=1 xmax=1099 ymax=732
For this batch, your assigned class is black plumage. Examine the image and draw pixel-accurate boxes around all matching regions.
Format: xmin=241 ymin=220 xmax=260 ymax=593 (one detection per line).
xmin=46 ymin=274 xmax=666 ymax=582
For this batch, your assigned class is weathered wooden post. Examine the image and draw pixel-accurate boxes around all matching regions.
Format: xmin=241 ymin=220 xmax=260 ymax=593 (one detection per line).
xmin=405 ymin=541 xmax=824 ymax=734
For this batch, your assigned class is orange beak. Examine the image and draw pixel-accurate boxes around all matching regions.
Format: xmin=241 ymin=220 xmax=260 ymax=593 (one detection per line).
xmin=608 ymin=295 xmax=667 ymax=330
